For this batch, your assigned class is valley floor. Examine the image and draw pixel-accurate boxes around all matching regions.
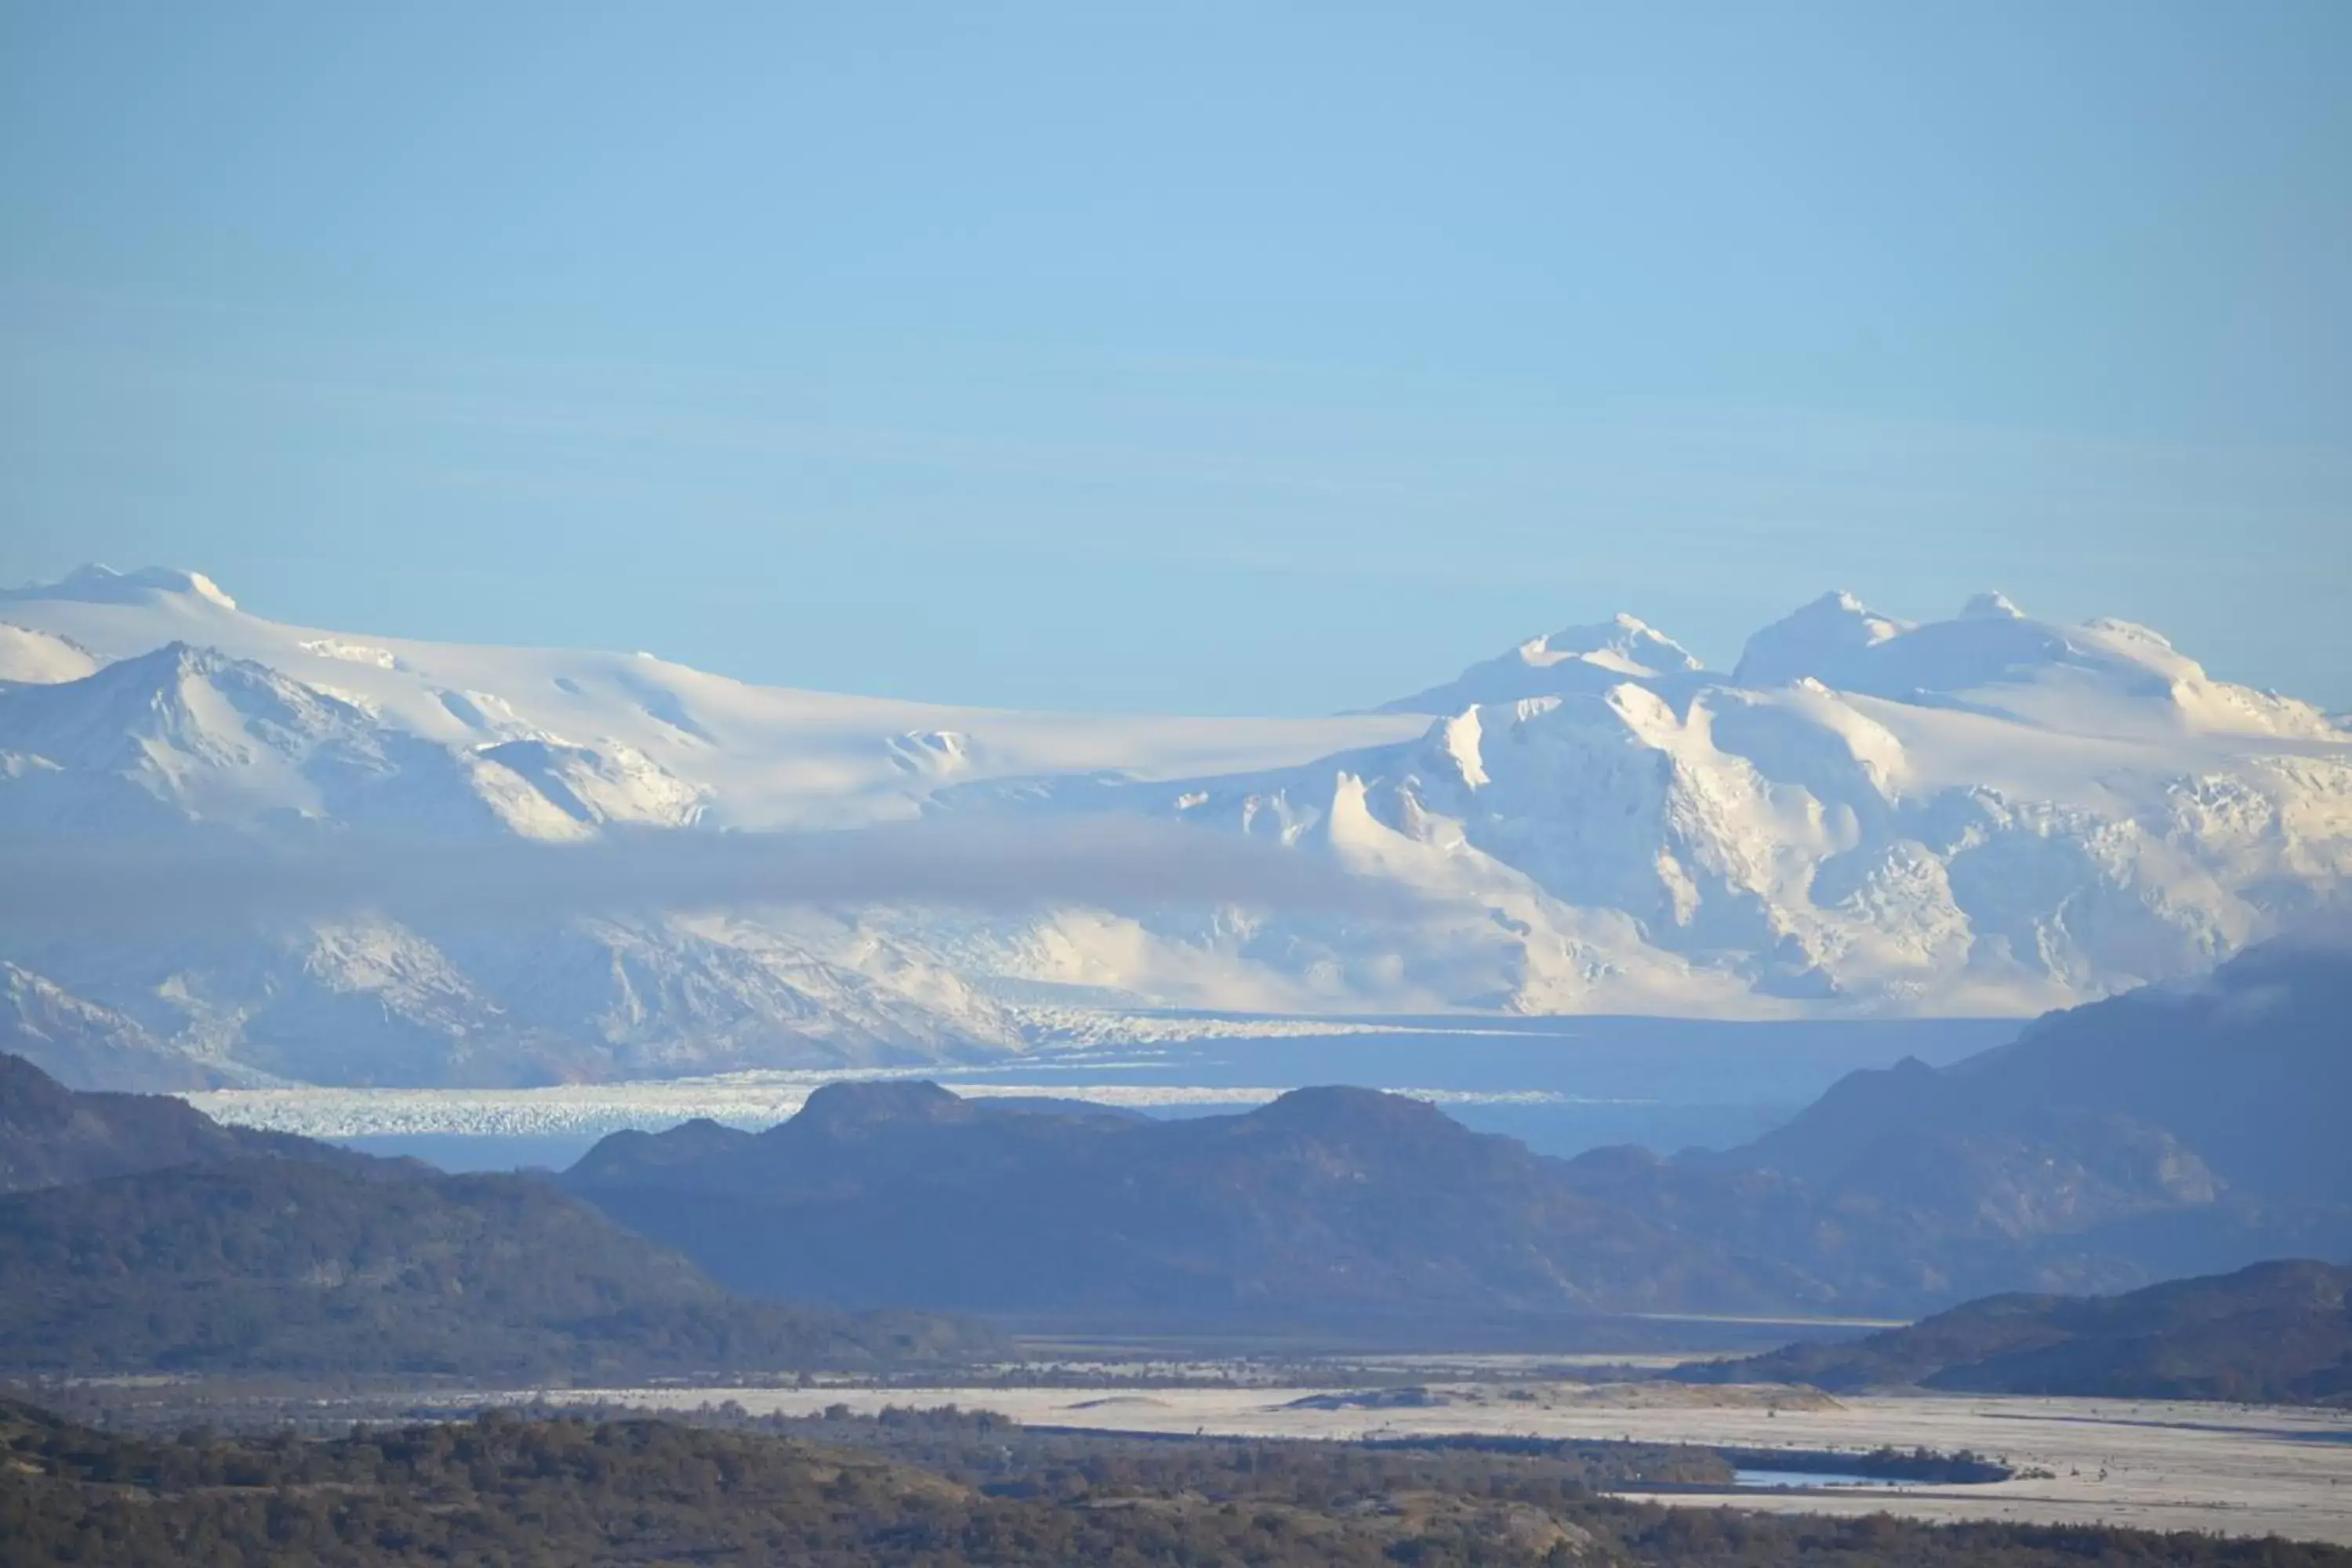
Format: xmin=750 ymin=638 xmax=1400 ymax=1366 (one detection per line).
xmin=523 ymin=1382 xmax=2352 ymax=1545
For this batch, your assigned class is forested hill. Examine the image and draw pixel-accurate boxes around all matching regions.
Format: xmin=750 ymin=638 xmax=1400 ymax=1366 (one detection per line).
xmin=0 ymin=1054 xmax=991 ymax=1377
xmin=564 ymin=1080 xmax=1778 ymax=1317
xmin=1685 ymin=1259 xmax=2352 ymax=1404
xmin=0 ymin=1049 xmax=356 ymax=1194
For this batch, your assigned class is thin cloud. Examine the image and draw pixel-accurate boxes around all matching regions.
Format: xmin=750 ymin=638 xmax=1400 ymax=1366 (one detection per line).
xmin=0 ymin=818 xmax=1417 ymax=939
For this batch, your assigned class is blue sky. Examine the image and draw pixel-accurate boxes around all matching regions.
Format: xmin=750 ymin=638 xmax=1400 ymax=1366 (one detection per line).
xmin=3 ymin=2 xmax=2347 ymax=713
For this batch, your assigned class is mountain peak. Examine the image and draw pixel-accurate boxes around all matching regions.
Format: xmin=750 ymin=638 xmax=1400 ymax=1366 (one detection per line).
xmin=0 ymin=622 xmax=102 ymax=686
xmin=0 ymin=639 xmax=378 ymax=789
xmin=788 ymin=1080 xmax=974 ymax=1137
xmin=1247 ymin=1084 xmax=1470 ymax=1144
xmin=1725 ymin=593 xmax=2331 ymax=737
xmin=90 ymin=639 xmax=271 ymax=695
xmin=2 ymin=565 xmax=237 ymax=612
xmin=1515 ymin=615 xmax=1703 ymax=677
xmin=1960 ymin=591 xmax=2025 ymax=621
xmin=1375 ymin=613 xmax=1704 ymax=714
xmin=1732 ymin=590 xmax=1910 ymax=688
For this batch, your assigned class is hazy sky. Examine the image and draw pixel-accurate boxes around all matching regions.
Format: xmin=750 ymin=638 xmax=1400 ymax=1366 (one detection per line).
xmin=4 ymin=2 xmax=2347 ymax=713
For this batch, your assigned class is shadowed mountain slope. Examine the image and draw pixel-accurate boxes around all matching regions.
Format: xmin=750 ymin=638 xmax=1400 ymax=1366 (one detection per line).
xmin=0 ymin=1159 xmax=979 ymax=1377
xmin=0 ymin=1054 xmax=990 ymax=1376
xmin=1566 ymin=938 xmax=2352 ymax=1305
xmin=566 ymin=941 xmax=2352 ymax=1323
xmin=1725 ymin=935 xmax=2352 ymax=1207
xmin=1686 ymin=1259 xmax=2352 ymax=1404
xmin=0 ymin=1049 xmax=349 ymax=1193
xmin=565 ymin=1082 xmax=1791 ymax=1319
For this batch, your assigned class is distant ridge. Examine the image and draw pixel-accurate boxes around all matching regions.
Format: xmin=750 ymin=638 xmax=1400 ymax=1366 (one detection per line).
xmin=564 ymin=941 xmax=2352 ymax=1324
xmin=1683 ymin=1259 xmax=2352 ymax=1405
xmin=1721 ymin=934 xmax=2352 ymax=1207
xmin=0 ymin=1054 xmax=991 ymax=1376
xmin=565 ymin=1081 xmax=1780 ymax=1319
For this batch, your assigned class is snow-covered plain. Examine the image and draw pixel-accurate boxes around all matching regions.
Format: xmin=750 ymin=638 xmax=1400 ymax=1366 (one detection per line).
xmin=1 ymin=564 xmax=2347 ymax=1088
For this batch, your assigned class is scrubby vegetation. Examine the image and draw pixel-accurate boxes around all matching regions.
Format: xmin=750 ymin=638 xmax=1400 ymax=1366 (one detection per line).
xmin=0 ymin=1051 xmax=990 ymax=1379
xmin=4 ymin=1396 xmax=2347 ymax=1567
xmin=0 ymin=1158 xmax=988 ymax=1377
xmin=1693 ymin=1261 xmax=2352 ymax=1405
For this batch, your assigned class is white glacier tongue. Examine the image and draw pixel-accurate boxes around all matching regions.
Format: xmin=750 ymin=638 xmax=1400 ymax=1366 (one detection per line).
xmin=0 ymin=566 xmax=2347 ymax=1089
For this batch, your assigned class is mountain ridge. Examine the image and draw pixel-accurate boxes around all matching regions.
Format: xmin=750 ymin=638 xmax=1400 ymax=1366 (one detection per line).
xmin=0 ymin=1051 xmax=990 ymax=1375
xmin=1681 ymin=1258 xmax=2352 ymax=1404
xmin=558 ymin=940 xmax=2352 ymax=1323
xmin=564 ymin=1080 xmax=1790 ymax=1319
xmin=2 ymin=564 xmax=2348 ymax=1086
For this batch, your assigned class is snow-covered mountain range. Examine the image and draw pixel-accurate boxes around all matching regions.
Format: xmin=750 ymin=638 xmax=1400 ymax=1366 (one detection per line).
xmin=1 ymin=565 xmax=2345 ymax=1089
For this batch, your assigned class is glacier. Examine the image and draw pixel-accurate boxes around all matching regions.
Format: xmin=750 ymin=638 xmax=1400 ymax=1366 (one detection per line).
xmin=0 ymin=564 xmax=2345 ymax=1090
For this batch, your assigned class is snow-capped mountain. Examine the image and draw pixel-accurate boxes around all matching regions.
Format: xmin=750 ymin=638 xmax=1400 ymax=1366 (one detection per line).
xmin=951 ymin=588 xmax=2347 ymax=1016
xmin=0 ymin=622 xmax=100 ymax=687
xmin=0 ymin=568 xmax=1422 ymax=1086
xmin=0 ymin=568 xmax=1421 ymax=833
xmin=1374 ymin=614 xmax=1706 ymax=715
xmin=0 ymin=564 xmax=2345 ymax=1089
xmin=1730 ymin=590 xmax=2342 ymax=740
